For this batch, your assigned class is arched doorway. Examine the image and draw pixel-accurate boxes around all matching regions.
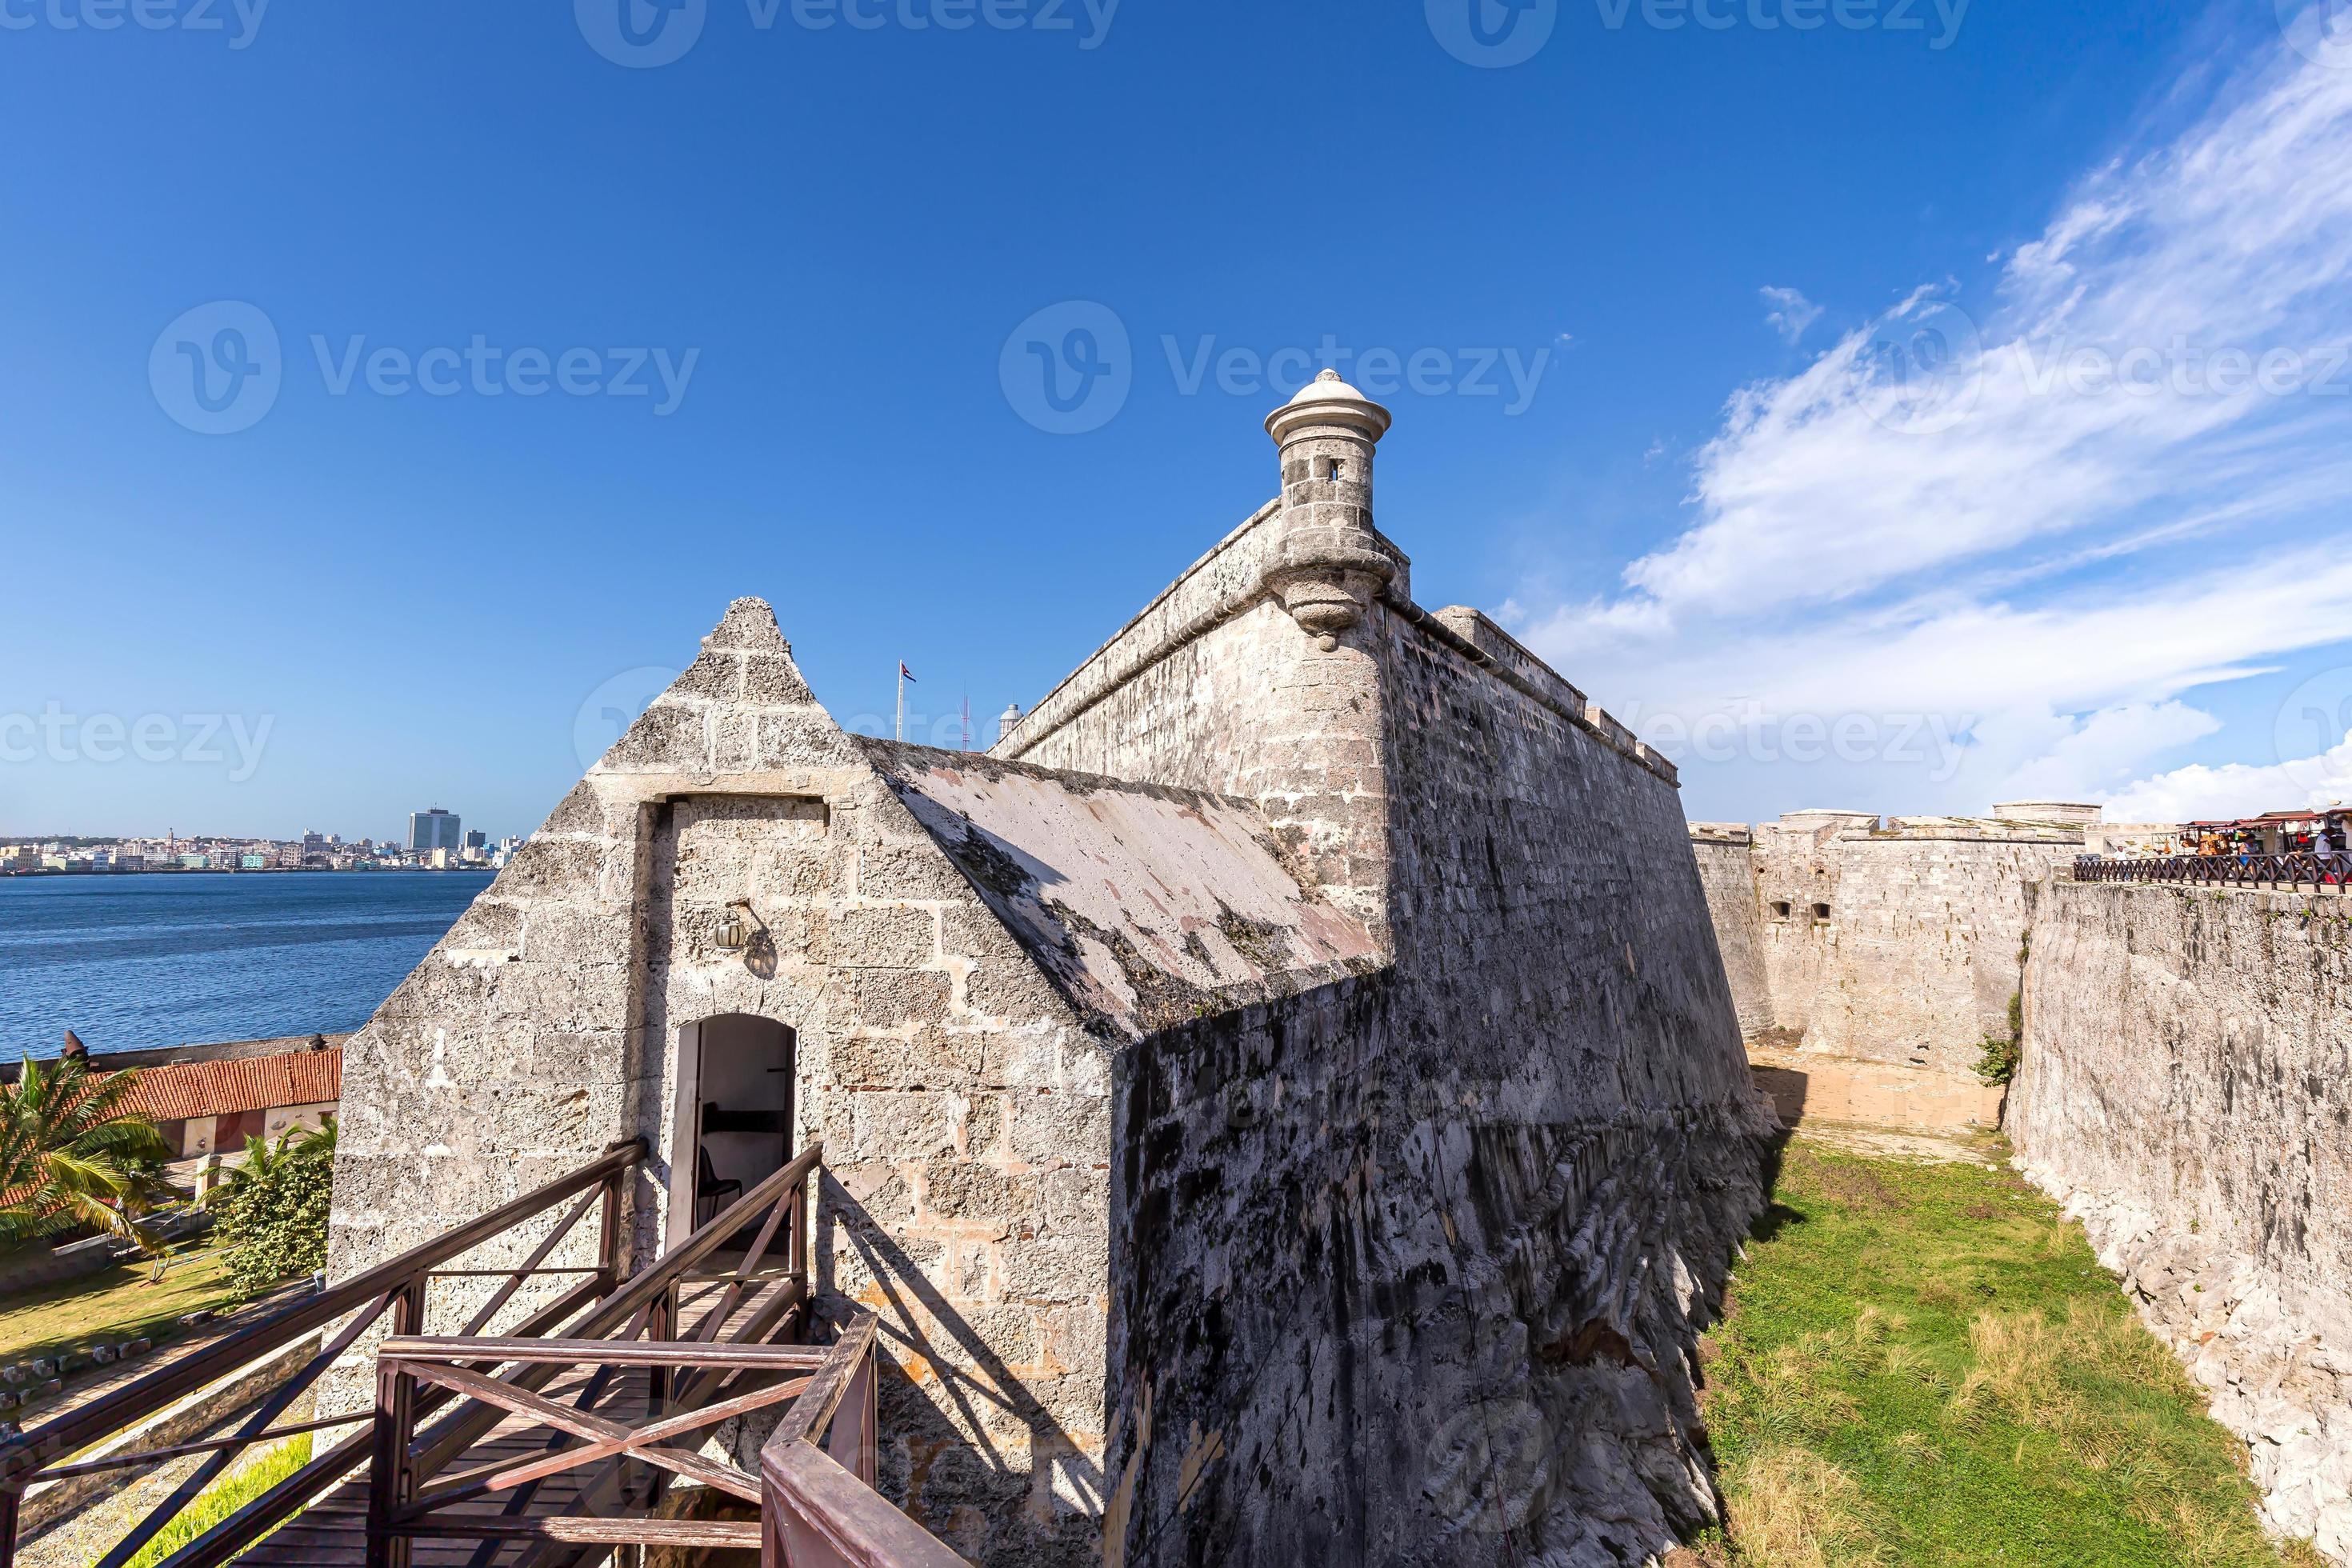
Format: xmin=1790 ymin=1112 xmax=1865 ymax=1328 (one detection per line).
xmin=666 ymin=1014 xmax=796 ymax=1245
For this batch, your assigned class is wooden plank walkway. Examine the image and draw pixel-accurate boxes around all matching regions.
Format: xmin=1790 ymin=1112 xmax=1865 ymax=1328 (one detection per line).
xmin=230 ymin=1366 xmax=658 ymax=1568
xmin=229 ymin=1278 xmax=762 ymax=1568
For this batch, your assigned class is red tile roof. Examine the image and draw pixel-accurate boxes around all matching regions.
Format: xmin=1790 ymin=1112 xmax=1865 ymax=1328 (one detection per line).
xmin=113 ymin=1048 xmax=342 ymax=1122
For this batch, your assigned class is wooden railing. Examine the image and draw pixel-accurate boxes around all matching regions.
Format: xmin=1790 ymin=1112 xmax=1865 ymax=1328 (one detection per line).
xmin=366 ymin=1142 xmax=826 ymax=1562
xmin=2074 ymin=853 xmax=2352 ymax=890
xmin=0 ymin=1138 xmax=642 ymax=1568
xmin=0 ymin=1135 xmax=963 ymax=1568
xmin=760 ymin=1316 xmax=965 ymax=1568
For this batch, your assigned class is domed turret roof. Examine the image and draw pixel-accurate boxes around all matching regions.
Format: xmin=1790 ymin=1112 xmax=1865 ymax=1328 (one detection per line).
xmin=1265 ymin=368 xmax=1394 ymax=444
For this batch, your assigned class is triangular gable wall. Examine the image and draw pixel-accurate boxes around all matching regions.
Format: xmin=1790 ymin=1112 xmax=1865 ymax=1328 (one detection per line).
xmin=325 ymin=602 xmax=1130 ymax=1567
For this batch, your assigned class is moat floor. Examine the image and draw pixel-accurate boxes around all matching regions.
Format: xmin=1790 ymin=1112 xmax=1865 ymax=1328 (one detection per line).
xmin=1686 ymin=1130 xmax=2325 ymax=1568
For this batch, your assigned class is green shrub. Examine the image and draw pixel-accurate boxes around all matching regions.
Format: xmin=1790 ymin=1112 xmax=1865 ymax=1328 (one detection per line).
xmin=214 ymin=1121 xmax=336 ymax=1294
xmin=1975 ymin=1034 xmax=2022 ymax=1086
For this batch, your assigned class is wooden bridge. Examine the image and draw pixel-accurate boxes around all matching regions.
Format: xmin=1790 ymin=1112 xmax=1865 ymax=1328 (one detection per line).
xmin=0 ymin=1142 xmax=965 ymax=1567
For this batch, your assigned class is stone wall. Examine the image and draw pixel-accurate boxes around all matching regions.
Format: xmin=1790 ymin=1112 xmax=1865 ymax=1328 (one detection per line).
xmin=2010 ymin=880 xmax=2352 ymax=1560
xmin=1094 ymin=590 xmax=1770 ymax=1565
xmin=329 ymin=374 xmax=1773 ymax=1568
xmin=1690 ymin=828 xmax=1770 ymax=1039
xmin=1694 ymin=815 xmax=2075 ymax=1074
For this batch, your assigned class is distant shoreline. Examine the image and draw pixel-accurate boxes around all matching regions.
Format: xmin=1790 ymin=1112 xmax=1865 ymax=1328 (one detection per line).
xmin=0 ymin=866 xmax=496 ymax=878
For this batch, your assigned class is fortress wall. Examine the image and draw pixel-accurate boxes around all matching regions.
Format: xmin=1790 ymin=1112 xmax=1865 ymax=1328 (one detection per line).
xmin=2010 ymin=881 xmax=2352 ymax=1558
xmin=1745 ymin=826 xmax=2068 ymax=1074
xmin=1750 ymin=823 xmax=1842 ymax=1039
xmin=1782 ymin=834 xmax=2057 ymax=1074
xmin=1106 ymin=598 xmax=1770 ymax=1566
xmin=1690 ymin=830 xmax=1772 ymax=1039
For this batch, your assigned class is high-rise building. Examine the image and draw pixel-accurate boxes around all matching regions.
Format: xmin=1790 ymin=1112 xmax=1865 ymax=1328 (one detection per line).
xmin=408 ymin=808 xmax=462 ymax=853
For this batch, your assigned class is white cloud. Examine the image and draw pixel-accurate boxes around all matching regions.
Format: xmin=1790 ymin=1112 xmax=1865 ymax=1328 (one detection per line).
xmin=2103 ymin=731 xmax=2352 ymax=822
xmin=1513 ymin=23 xmax=2352 ymax=821
xmin=1759 ymin=286 xmax=1824 ymax=345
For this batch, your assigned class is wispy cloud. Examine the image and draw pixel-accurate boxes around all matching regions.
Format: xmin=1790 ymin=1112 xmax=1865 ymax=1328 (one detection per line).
xmin=1759 ymin=286 xmax=1823 ymax=345
xmin=1517 ymin=18 xmax=2352 ymax=819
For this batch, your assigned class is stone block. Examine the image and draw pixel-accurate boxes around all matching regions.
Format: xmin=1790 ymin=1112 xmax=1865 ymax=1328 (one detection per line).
xmin=669 ymin=649 xmax=743 ymax=701
xmin=742 ymin=651 xmax=815 ymax=706
xmin=850 ymin=1092 xmax=963 ymax=1161
xmin=834 ymin=906 xmax=939 ymax=969
xmin=998 ymin=1234 xmax=1110 ymax=1303
xmin=604 ymin=700 xmax=710 ymax=772
xmin=919 ymin=1162 xmax=1035 ymax=1225
xmin=846 ymin=970 xmax=953 ymax=1029
xmin=1007 ymin=1090 xmax=1111 ymax=1166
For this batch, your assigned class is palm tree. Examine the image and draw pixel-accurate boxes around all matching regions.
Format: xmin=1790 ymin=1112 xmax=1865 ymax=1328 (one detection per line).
xmin=219 ymin=1116 xmax=336 ymax=1202
xmin=0 ymin=1054 xmax=173 ymax=1253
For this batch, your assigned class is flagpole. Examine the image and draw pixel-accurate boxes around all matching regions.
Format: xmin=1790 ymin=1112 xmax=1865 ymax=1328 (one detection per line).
xmin=896 ymin=663 xmax=905 ymax=742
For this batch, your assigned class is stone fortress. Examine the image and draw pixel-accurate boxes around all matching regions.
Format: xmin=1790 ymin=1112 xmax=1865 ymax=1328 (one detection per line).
xmin=320 ymin=360 xmax=2352 ymax=1563
xmin=323 ymin=371 xmax=1775 ymax=1566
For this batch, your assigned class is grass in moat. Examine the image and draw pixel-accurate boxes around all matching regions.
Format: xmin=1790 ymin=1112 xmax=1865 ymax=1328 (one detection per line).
xmin=1688 ymin=1134 xmax=2326 ymax=1568
xmin=0 ymin=1242 xmax=250 ymax=1372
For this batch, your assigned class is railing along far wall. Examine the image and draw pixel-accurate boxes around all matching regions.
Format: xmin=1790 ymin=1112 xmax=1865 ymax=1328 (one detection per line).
xmin=2074 ymin=854 xmax=2352 ymax=891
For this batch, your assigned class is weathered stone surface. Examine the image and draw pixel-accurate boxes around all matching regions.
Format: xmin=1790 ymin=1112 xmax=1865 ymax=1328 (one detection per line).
xmin=327 ymin=389 xmax=1769 ymax=1568
xmin=2010 ymin=881 xmax=2352 ymax=1562
xmin=1691 ymin=812 xmax=2078 ymax=1074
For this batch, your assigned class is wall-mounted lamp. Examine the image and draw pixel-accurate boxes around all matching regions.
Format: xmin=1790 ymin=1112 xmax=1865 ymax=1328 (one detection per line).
xmin=716 ymin=899 xmax=759 ymax=953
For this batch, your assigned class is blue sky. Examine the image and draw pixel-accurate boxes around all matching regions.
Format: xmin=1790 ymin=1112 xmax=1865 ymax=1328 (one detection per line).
xmin=6 ymin=0 xmax=2352 ymax=841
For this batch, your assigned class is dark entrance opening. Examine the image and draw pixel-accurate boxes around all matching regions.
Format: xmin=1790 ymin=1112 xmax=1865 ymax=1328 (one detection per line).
xmin=667 ymin=1014 xmax=795 ymax=1244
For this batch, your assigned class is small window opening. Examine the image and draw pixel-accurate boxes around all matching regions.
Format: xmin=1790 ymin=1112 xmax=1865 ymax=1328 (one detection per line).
xmin=1770 ymin=901 xmax=1792 ymax=920
xmin=1326 ymin=458 xmax=1345 ymax=481
xmin=1813 ymin=903 xmax=1833 ymax=922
